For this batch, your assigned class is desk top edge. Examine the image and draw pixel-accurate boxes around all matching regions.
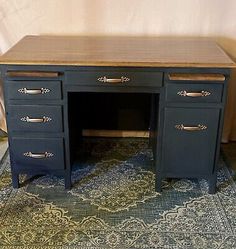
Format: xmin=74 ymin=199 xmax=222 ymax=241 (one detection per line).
xmin=0 ymin=35 xmax=235 ymax=68
xmin=0 ymin=61 xmax=235 ymax=68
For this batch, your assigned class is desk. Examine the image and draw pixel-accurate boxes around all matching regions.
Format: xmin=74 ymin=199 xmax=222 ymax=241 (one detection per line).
xmin=0 ymin=36 xmax=235 ymax=193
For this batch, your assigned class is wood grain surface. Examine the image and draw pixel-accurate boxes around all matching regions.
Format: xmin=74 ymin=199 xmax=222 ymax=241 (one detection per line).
xmin=0 ymin=36 xmax=235 ymax=68
xmin=168 ymin=73 xmax=226 ymax=81
xmin=6 ymin=71 xmax=59 ymax=77
xmin=82 ymin=129 xmax=149 ymax=138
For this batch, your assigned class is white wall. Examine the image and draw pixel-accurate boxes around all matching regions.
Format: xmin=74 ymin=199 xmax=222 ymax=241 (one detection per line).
xmin=0 ymin=0 xmax=236 ymax=53
xmin=0 ymin=0 xmax=236 ymax=139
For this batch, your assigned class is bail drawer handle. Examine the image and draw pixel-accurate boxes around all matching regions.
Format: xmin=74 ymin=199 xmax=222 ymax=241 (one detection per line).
xmin=177 ymin=91 xmax=211 ymax=97
xmin=97 ymin=76 xmax=130 ymax=83
xmin=175 ymin=124 xmax=207 ymax=131
xmin=23 ymin=152 xmax=54 ymax=159
xmin=18 ymin=88 xmax=50 ymax=95
xmin=20 ymin=116 xmax=52 ymax=123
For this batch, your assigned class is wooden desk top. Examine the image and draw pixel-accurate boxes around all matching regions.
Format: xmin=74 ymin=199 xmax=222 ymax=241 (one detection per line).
xmin=0 ymin=35 xmax=235 ymax=68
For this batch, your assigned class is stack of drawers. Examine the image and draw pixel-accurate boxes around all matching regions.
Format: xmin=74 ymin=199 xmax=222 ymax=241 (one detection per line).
xmin=156 ymin=73 xmax=227 ymax=194
xmin=4 ymin=70 xmax=68 ymax=188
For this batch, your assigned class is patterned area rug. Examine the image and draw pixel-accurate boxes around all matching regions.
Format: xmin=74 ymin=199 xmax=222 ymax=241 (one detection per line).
xmin=0 ymin=138 xmax=236 ymax=249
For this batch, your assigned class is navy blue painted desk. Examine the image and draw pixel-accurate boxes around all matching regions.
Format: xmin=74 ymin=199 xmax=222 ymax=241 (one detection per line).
xmin=0 ymin=36 xmax=235 ymax=193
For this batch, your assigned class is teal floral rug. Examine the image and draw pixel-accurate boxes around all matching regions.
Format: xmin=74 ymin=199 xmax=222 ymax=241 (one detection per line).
xmin=0 ymin=138 xmax=236 ymax=249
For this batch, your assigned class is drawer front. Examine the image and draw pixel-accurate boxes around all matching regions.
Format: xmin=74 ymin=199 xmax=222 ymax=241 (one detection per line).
xmin=162 ymin=108 xmax=220 ymax=175
xmin=5 ymin=81 xmax=62 ymax=100
xmin=10 ymin=138 xmax=64 ymax=170
xmin=165 ymin=83 xmax=223 ymax=103
xmin=66 ymin=71 xmax=163 ymax=87
xmin=7 ymin=105 xmax=63 ymax=132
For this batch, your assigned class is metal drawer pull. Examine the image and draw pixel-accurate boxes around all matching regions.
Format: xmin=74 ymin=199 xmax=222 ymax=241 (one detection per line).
xmin=97 ymin=76 xmax=130 ymax=83
xmin=177 ymin=91 xmax=211 ymax=97
xmin=18 ymin=88 xmax=50 ymax=95
xmin=175 ymin=124 xmax=207 ymax=131
xmin=23 ymin=152 xmax=54 ymax=158
xmin=20 ymin=116 xmax=52 ymax=123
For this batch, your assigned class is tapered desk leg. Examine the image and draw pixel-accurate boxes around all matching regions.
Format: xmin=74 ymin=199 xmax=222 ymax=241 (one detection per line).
xmin=208 ymin=173 xmax=217 ymax=194
xmin=65 ymin=171 xmax=71 ymax=190
xmin=12 ymin=173 xmax=20 ymax=188
xmin=155 ymin=174 xmax=163 ymax=193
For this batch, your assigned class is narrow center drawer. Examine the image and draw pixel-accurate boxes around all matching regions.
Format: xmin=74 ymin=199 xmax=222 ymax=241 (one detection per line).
xmin=7 ymin=105 xmax=63 ymax=133
xmin=165 ymin=83 xmax=223 ymax=103
xmin=66 ymin=70 xmax=163 ymax=87
xmin=5 ymin=81 xmax=62 ymax=100
xmin=10 ymin=137 xmax=64 ymax=171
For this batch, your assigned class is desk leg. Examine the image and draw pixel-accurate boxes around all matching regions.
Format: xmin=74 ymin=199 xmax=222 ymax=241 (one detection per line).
xmin=65 ymin=170 xmax=71 ymax=190
xmin=12 ymin=173 xmax=20 ymax=188
xmin=208 ymin=173 xmax=217 ymax=194
xmin=155 ymin=174 xmax=163 ymax=192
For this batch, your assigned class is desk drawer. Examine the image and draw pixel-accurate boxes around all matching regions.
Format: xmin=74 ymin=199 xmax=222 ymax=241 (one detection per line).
xmin=66 ymin=71 xmax=163 ymax=87
xmin=165 ymin=83 xmax=223 ymax=103
xmin=7 ymin=105 xmax=63 ymax=133
xmin=5 ymin=81 xmax=62 ymax=100
xmin=11 ymin=137 xmax=64 ymax=170
xmin=162 ymin=107 xmax=220 ymax=175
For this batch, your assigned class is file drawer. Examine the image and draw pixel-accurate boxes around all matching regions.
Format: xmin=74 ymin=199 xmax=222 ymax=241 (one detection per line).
xmin=7 ymin=105 xmax=63 ymax=133
xmin=11 ymin=137 xmax=64 ymax=171
xmin=162 ymin=107 xmax=220 ymax=175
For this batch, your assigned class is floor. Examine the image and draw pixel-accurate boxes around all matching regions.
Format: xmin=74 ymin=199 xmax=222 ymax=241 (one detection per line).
xmin=1 ymin=137 xmax=236 ymax=248
xmin=222 ymin=142 xmax=236 ymax=170
xmin=0 ymin=137 xmax=8 ymax=161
